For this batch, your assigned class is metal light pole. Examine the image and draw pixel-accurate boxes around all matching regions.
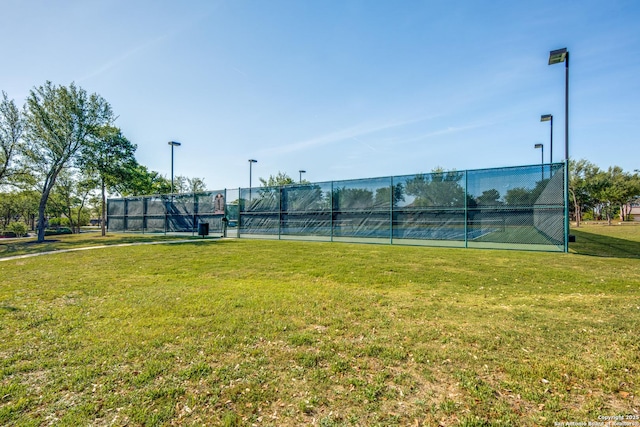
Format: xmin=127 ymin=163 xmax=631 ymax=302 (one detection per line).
xmin=248 ymin=159 xmax=257 ymax=200
xmin=299 ymin=169 xmax=306 ymax=183
xmin=548 ymin=47 xmax=570 ymax=251
xmin=168 ymin=141 xmax=181 ymax=194
xmin=534 ymin=143 xmax=544 ymax=180
xmin=540 ymin=114 xmax=553 ymax=163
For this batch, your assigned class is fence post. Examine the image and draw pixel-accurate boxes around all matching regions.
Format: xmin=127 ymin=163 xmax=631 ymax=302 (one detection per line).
xmin=330 ymin=181 xmax=334 ymax=242
xmin=238 ymin=187 xmax=242 ymax=239
xmin=390 ymin=176 xmax=394 ymax=245
xmin=464 ymin=170 xmax=468 ymax=248
xmin=564 ymin=160 xmax=569 ymax=253
xmin=278 ymin=186 xmax=282 ymax=240
xmin=124 ymin=198 xmax=128 ymax=233
xmin=143 ymin=197 xmax=147 ymax=234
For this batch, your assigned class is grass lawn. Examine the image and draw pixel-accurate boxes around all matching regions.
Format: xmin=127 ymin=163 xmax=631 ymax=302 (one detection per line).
xmin=0 ymin=225 xmax=639 ymax=426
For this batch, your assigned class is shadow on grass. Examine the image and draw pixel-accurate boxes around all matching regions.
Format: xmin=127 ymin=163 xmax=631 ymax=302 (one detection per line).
xmin=0 ymin=234 xmax=200 ymax=258
xmin=571 ymin=228 xmax=640 ymax=259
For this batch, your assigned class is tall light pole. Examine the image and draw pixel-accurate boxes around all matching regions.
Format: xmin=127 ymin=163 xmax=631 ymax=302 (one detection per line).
xmin=299 ymin=169 xmax=306 ymax=183
xmin=548 ymin=47 xmax=570 ymax=251
xmin=248 ymin=159 xmax=257 ymax=199
xmin=168 ymin=141 xmax=181 ymax=194
xmin=534 ymin=143 xmax=544 ymax=180
xmin=540 ymin=114 xmax=553 ymax=163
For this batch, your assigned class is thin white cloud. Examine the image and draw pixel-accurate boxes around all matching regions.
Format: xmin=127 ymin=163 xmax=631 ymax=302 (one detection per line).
xmin=77 ymin=34 xmax=170 ymax=83
xmin=260 ymin=115 xmax=436 ymax=156
xmin=352 ymin=136 xmax=378 ymax=152
xmin=78 ymin=3 xmax=222 ymax=83
xmin=386 ymin=121 xmax=495 ymax=146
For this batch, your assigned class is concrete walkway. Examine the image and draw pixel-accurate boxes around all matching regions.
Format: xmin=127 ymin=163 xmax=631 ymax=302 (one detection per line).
xmin=0 ymin=238 xmax=217 ymax=262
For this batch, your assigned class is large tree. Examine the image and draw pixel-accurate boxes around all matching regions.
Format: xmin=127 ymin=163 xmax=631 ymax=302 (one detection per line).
xmin=115 ymin=163 xmax=171 ymax=197
xmin=620 ymin=173 xmax=640 ymax=221
xmin=187 ymin=176 xmax=207 ymax=194
xmin=592 ymin=166 xmax=640 ymax=225
xmin=25 ymin=82 xmax=113 ymax=242
xmin=82 ymin=125 xmax=137 ymax=236
xmin=0 ymin=91 xmax=25 ymax=187
xmin=405 ymin=169 xmax=466 ymax=208
xmin=172 ymin=175 xmax=207 ymax=194
xmin=259 ymin=171 xmax=295 ymax=187
xmin=569 ymin=159 xmax=600 ymax=227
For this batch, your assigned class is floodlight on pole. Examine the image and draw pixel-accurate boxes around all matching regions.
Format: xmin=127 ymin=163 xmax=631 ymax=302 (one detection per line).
xmin=299 ymin=170 xmax=306 ymax=183
xmin=248 ymin=159 xmax=257 ymax=188
xmin=540 ymin=114 xmax=553 ymax=163
xmin=534 ymin=143 xmax=544 ymax=180
xmin=548 ymin=47 xmax=570 ymax=251
xmin=168 ymin=141 xmax=181 ymax=195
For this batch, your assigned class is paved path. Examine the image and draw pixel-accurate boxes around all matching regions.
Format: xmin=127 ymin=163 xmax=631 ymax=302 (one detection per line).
xmin=0 ymin=238 xmax=217 ymax=262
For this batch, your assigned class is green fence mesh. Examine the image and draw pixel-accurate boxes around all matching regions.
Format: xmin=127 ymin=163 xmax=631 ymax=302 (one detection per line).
xmin=107 ymin=163 xmax=566 ymax=251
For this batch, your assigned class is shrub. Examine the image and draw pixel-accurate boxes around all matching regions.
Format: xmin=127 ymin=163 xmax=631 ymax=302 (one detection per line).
xmin=8 ymin=222 xmax=28 ymax=237
xmin=49 ymin=217 xmax=71 ymax=227
xmin=45 ymin=227 xmax=73 ymax=236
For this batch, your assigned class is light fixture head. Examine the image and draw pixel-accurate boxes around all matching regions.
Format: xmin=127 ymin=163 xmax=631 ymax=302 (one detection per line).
xmin=534 ymin=143 xmax=544 ymax=149
xmin=248 ymin=159 xmax=257 ymax=163
xmin=168 ymin=141 xmax=181 ymax=146
xmin=548 ymin=48 xmax=568 ymax=65
xmin=540 ymin=114 xmax=552 ymax=122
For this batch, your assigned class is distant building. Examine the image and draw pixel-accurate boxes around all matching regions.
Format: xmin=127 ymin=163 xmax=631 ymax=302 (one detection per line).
xmin=631 ymin=205 xmax=640 ymax=221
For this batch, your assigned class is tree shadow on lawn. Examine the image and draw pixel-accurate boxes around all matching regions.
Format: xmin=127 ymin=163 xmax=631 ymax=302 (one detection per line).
xmin=571 ymin=228 xmax=640 ymax=259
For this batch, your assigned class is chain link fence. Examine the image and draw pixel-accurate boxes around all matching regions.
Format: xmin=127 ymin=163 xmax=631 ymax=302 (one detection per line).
xmin=107 ymin=163 xmax=566 ymax=251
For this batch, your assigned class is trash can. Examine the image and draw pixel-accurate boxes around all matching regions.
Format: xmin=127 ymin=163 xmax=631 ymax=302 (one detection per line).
xmin=221 ymin=217 xmax=228 ymax=238
xmin=198 ymin=222 xmax=209 ymax=237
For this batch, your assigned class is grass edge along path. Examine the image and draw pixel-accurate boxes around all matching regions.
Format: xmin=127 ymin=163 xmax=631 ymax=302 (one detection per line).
xmin=0 ymin=238 xmax=215 ymax=262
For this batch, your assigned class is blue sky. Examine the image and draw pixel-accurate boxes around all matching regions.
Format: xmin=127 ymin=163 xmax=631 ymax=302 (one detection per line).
xmin=2 ymin=0 xmax=639 ymax=190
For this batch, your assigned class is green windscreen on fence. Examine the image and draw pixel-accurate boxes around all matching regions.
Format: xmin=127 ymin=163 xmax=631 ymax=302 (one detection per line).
xmin=107 ymin=163 xmax=566 ymax=252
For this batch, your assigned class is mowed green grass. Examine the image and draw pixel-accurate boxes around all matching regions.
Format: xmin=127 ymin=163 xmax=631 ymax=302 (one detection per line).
xmin=0 ymin=226 xmax=639 ymax=426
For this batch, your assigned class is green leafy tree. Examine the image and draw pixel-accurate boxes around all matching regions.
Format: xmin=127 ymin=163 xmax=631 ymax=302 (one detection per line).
xmin=8 ymin=221 xmax=27 ymax=237
xmin=0 ymin=190 xmax=39 ymax=229
xmin=0 ymin=91 xmax=25 ymax=187
xmin=187 ymin=176 xmax=207 ymax=193
xmin=374 ymin=183 xmax=405 ymax=208
xmin=49 ymin=171 xmax=82 ymax=233
xmin=333 ymin=187 xmax=374 ymax=210
xmin=591 ymin=169 xmax=616 ymax=225
xmin=82 ymin=125 xmax=137 ymax=236
xmin=173 ymin=175 xmax=187 ymax=193
xmin=0 ymin=191 xmax=18 ymax=228
xmin=48 ymin=171 xmax=95 ymax=233
xmin=405 ymin=169 xmax=466 ymax=207
xmin=113 ymin=164 xmax=171 ymax=197
xmin=25 ymin=82 xmax=113 ymax=242
xmin=591 ymin=166 xmax=640 ymax=225
xmin=259 ymin=171 xmax=295 ymax=187
xmin=169 ymin=175 xmax=207 ymax=194
xmin=503 ymin=187 xmax=532 ymax=205
xmin=476 ymin=189 xmax=502 ymax=206
xmin=569 ymin=159 xmax=601 ymax=226
xmin=621 ymin=172 xmax=640 ymax=221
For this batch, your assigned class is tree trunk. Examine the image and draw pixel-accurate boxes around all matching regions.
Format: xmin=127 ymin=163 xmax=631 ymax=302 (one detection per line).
xmin=76 ymin=203 xmax=85 ymax=235
xmin=36 ymin=193 xmax=48 ymax=242
xmin=101 ymin=179 xmax=107 ymax=237
xmin=571 ymin=189 xmax=580 ymax=227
